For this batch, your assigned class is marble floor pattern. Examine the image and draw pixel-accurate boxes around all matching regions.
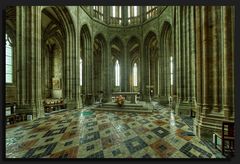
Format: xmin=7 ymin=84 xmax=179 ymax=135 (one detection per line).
xmin=5 ymin=105 xmax=224 ymax=159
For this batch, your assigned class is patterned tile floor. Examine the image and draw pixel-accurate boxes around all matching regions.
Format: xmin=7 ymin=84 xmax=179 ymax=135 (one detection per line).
xmin=5 ymin=104 xmax=225 ymax=159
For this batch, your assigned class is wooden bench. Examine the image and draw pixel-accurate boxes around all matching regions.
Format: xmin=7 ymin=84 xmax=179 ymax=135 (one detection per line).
xmin=6 ymin=113 xmax=27 ymax=125
xmin=214 ymin=121 xmax=235 ymax=156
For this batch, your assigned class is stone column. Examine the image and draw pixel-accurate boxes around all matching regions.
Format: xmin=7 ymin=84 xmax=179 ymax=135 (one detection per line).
xmin=88 ymin=37 xmax=94 ymax=104
xmin=143 ymin=43 xmax=151 ymax=102
xmin=174 ymin=6 xmax=180 ymax=101
xmin=140 ymin=41 xmax=146 ymax=101
xmin=164 ymin=42 xmax=167 ymax=97
xmin=104 ymin=6 xmax=109 ymax=24
xmin=122 ymin=6 xmax=128 ymax=26
xmin=172 ymin=7 xmax=177 ymax=97
xmin=65 ymin=30 xmax=75 ymax=108
xmin=194 ymin=6 xmax=202 ymax=135
xmin=182 ymin=7 xmax=187 ymax=102
xmin=222 ymin=6 xmax=234 ymax=119
xmin=201 ymin=6 xmax=210 ymax=115
xmin=176 ymin=6 xmax=196 ymax=116
xmin=186 ymin=7 xmax=191 ymax=102
xmin=165 ymin=35 xmax=170 ymax=98
xmin=155 ymin=48 xmax=159 ymax=97
xmin=158 ymin=30 xmax=169 ymax=105
xmin=177 ymin=7 xmax=182 ymax=102
xmin=147 ymin=45 xmax=151 ymax=101
xmin=190 ymin=6 xmax=196 ymax=106
xmin=16 ymin=6 xmax=44 ymax=119
xmin=142 ymin=6 xmax=146 ymax=23
xmin=76 ymin=7 xmax=82 ymax=109
xmin=82 ymin=32 xmax=93 ymax=105
xmin=175 ymin=7 xmax=185 ymax=114
xmin=195 ymin=6 xmax=234 ymax=139
xmin=82 ymin=37 xmax=87 ymax=102
xmin=157 ymin=54 xmax=160 ymax=96
xmin=211 ymin=6 xmax=219 ymax=112
xmin=123 ymin=42 xmax=129 ymax=92
xmin=159 ymin=46 xmax=165 ymax=97
xmin=104 ymin=40 xmax=112 ymax=102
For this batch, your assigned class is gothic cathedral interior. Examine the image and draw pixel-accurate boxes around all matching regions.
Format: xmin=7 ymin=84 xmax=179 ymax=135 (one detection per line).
xmin=4 ymin=6 xmax=235 ymax=159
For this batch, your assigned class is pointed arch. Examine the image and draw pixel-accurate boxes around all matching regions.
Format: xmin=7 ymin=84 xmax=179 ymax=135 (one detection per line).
xmin=127 ymin=36 xmax=141 ymax=91
xmin=143 ymin=30 xmax=158 ymax=98
xmin=80 ymin=24 xmax=92 ymax=97
xmin=93 ymin=33 xmax=107 ymax=97
xmin=159 ymin=21 xmax=173 ymax=98
xmin=41 ymin=6 xmax=76 ymax=103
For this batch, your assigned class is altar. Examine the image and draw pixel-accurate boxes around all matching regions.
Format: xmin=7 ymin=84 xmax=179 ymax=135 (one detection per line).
xmin=112 ymin=92 xmax=140 ymax=104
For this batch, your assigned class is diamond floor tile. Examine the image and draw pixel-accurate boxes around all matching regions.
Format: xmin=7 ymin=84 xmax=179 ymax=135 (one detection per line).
xmin=5 ymin=103 xmax=225 ymax=158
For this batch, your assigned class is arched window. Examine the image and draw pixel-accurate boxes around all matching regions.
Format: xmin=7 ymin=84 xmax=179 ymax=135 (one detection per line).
xmin=115 ymin=60 xmax=120 ymax=86
xmin=111 ymin=6 xmax=122 ymax=25
xmin=133 ymin=63 xmax=137 ymax=86
xmin=113 ymin=6 xmax=116 ymax=17
xmin=170 ymin=56 xmax=173 ymax=85
xmin=112 ymin=6 xmax=121 ymax=18
xmin=93 ymin=6 xmax=103 ymax=21
xmin=133 ymin=6 xmax=138 ymax=17
xmin=127 ymin=6 xmax=139 ymax=24
xmin=6 ymin=34 xmax=13 ymax=83
xmin=80 ymin=58 xmax=82 ymax=86
xmin=146 ymin=6 xmax=158 ymax=19
xmin=128 ymin=6 xmax=139 ymax=17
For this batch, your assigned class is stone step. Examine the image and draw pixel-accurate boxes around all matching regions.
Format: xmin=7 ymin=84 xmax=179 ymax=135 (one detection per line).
xmin=102 ymin=103 xmax=143 ymax=108
xmin=93 ymin=107 xmax=152 ymax=113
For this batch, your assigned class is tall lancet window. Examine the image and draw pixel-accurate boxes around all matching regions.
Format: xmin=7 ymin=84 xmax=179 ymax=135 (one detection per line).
xmin=111 ymin=6 xmax=122 ymax=24
xmin=133 ymin=6 xmax=138 ymax=17
xmin=112 ymin=6 xmax=116 ymax=17
xmin=133 ymin=63 xmax=137 ymax=86
xmin=127 ymin=6 xmax=139 ymax=24
xmin=170 ymin=56 xmax=173 ymax=85
xmin=6 ymin=34 xmax=13 ymax=83
xmin=80 ymin=58 xmax=83 ymax=86
xmin=115 ymin=60 xmax=120 ymax=86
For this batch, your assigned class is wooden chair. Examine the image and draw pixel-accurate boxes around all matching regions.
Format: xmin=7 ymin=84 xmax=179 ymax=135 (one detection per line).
xmin=6 ymin=114 xmax=16 ymax=124
xmin=15 ymin=114 xmax=22 ymax=122
xmin=214 ymin=121 xmax=235 ymax=156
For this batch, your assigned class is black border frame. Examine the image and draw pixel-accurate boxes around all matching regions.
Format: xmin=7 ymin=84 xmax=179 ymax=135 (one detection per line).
xmin=1 ymin=0 xmax=239 ymax=164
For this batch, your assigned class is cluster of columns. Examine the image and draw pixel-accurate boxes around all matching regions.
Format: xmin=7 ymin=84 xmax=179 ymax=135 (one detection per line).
xmin=16 ymin=6 xmax=44 ymax=118
xmin=80 ymin=25 xmax=93 ymax=105
xmin=173 ymin=6 xmax=234 ymax=138
xmin=194 ymin=6 xmax=234 ymax=138
xmin=159 ymin=23 xmax=172 ymax=104
xmin=174 ymin=6 xmax=196 ymax=116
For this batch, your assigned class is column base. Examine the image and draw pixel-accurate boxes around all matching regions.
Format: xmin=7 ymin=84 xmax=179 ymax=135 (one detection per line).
xmin=175 ymin=101 xmax=193 ymax=116
xmin=194 ymin=113 xmax=226 ymax=139
xmin=65 ymin=99 xmax=77 ymax=110
xmin=76 ymin=98 xmax=83 ymax=109
xmin=142 ymin=95 xmax=151 ymax=102
xmin=84 ymin=94 xmax=94 ymax=106
xmin=223 ymin=106 xmax=233 ymax=119
xmin=158 ymin=96 xmax=169 ymax=105
xmin=103 ymin=95 xmax=112 ymax=103
xmin=16 ymin=103 xmax=44 ymax=120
